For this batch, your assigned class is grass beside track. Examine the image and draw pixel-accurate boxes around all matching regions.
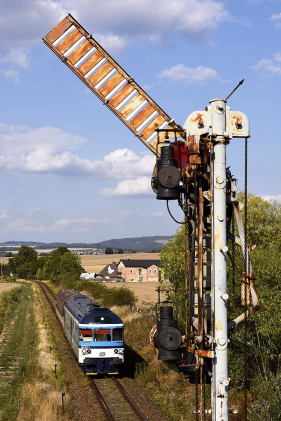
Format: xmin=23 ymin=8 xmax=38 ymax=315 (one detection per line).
xmin=0 ymin=283 xmax=37 ymax=420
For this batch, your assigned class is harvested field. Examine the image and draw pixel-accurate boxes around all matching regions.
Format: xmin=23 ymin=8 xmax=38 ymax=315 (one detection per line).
xmin=104 ymin=281 xmax=160 ymax=305
xmin=81 ymin=252 xmax=160 ymax=273
xmin=0 ymin=257 xmax=9 ymax=264
xmin=0 ymin=283 xmax=18 ymax=293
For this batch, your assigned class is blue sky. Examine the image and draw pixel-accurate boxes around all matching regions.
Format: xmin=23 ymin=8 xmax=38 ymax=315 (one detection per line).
xmin=0 ymin=0 xmax=280 ymax=243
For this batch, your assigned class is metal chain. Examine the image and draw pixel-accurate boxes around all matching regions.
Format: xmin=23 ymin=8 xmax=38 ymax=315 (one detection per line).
xmin=195 ymin=366 xmax=199 ymax=421
xmin=232 ymin=210 xmax=237 ymax=421
xmin=244 ymin=138 xmax=248 ymax=421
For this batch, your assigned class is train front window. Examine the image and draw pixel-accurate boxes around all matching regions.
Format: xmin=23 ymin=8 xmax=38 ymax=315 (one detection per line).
xmin=94 ymin=329 xmax=111 ymax=342
xmin=79 ymin=329 xmax=92 ymax=342
xmin=113 ymin=328 xmax=123 ymax=342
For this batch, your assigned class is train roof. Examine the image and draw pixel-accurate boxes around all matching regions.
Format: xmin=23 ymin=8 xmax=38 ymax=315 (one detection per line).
xmin=56 ymin=289 xmax=80 ymax=306
xmin=64 ymin=292 xmax=123 ymax=325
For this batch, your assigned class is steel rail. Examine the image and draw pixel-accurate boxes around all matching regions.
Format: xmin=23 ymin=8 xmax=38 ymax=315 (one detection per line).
xmin=113 ymin=379 xmax=148 ymax=421
xmin=90 ymin=381 xmax=115 ymax=421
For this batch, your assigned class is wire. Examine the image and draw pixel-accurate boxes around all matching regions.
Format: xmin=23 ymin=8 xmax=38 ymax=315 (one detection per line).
xmin=166 ymin=200 xmax=189 ymax=224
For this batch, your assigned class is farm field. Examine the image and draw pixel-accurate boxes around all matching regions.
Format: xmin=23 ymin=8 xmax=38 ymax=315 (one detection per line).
xmin=104 ymin=281 xmax=162 ymax=305
xmin=0 ymin=282 xmax=18 ymax=293
xmin=81 ymin=252 xmax=160 ymax=273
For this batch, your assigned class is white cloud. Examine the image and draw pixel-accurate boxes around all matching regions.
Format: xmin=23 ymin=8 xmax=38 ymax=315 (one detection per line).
xmin=26 ymin=208 xmax=47 ymax=216
xmin=251 ymin=55 xmax=281 ymax=78
xmin=270 ymin=13 xmax=281 ymax=28
xmin=92 ymin=34 xmax=129 ymax=53
xmin=5 ymin=217 xmax=110 ymax=233
xmin=157 ymin=64 xmax=218 ymax=85
xmin=0 ymin=124 xmax=155 ymax=179
xmin=3 ymin=70 xmax=20 ymax=84
xmin=147 ymin=211 xmax=164 ymax=217
xmin=261 ymin=195 xmax=281 ymax=203
xmin=102 ymin=176 xmax=153 ymax=197
xmin=0 ymin=0 xmax=229 ymax=55
xmin=119 ymin=210 xmax=136 ymax=218
xmin=238 ymin=16 xmax=253 ymax=27
xmin=1 ymin=48 xmax=30 ymax=69
xmin=64 ymin=0 xmax=229 ymax=44
xmin=0 ymin=210 xmax=10 ymax=220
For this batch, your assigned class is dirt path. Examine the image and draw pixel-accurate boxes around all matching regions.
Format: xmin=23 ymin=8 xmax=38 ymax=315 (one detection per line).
xmin=0 ymin=283 xmax=18 ymax=294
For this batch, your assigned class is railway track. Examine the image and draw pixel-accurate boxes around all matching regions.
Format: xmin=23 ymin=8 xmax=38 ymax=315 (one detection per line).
xmin=37 ymin=282 xmax=149 ymax=421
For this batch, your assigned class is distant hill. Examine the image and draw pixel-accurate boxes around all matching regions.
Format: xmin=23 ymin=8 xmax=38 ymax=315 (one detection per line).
xmin=99 ymin=236 xmax=171 ymax=252
xmin=0 ymin=236 xmax=171 ymax=252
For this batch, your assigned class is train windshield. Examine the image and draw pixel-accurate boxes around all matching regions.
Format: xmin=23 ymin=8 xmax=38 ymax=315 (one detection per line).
xmin=112 ymin=328 xmax=123 ymax=342
xmin=79 ymin=329 xmax=92 ymax=342
xmin=94 ymin=328 xmax=111 ymax=342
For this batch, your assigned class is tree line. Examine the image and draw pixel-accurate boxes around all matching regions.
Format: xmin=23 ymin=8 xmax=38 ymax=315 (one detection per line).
xmin=160 ymin=193 xmax=281 ymax=418
xmin=3 ymin=246 xmax=82 ymax=282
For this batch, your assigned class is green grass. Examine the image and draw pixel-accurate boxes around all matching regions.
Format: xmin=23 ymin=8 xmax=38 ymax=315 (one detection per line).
xmin=0 ymin=283 xmax=37 ymax=420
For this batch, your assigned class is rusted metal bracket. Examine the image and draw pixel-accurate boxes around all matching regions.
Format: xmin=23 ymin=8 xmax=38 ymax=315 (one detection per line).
xmin=227 ymin=201 xmax=260 ymax=330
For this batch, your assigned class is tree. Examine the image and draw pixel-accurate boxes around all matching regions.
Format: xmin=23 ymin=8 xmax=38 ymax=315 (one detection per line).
xmin=5 ymin=252 xmax=13 ymax=257
xmin=160 ymin=193 xmax=281 ymax=391
xmin=50 ymin=246 xmax=70 ymax=256
xmin=118 ymin=248 xmax=124 ymax=254
xmin=17 ymin=245 xmax=38 ymax=263
xmin=105 ymin=247 xmax=113 ymax=255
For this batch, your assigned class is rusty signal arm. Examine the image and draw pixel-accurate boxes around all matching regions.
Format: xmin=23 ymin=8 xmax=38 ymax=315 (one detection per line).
xmin=43 ymin=14 xmax=185 ymax=156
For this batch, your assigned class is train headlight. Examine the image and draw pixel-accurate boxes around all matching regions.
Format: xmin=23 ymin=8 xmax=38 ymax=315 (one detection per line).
xmin=114 ymin=349 xmax=118 ymax=353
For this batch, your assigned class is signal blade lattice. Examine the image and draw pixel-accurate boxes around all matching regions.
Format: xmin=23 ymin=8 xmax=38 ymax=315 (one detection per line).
xmin=43 ymin=14 xmax=185 ymax=155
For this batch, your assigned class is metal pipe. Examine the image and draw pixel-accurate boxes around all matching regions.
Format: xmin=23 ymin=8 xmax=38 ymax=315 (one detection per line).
xmin=210 ymin=99 xmax=229 ymax=421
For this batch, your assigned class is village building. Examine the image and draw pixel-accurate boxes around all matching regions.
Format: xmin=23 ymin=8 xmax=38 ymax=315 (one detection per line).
xmin=117 ymin=259 xmax=160 ymax=282
xmin=99 ymin=262 xmax=119 ymax=279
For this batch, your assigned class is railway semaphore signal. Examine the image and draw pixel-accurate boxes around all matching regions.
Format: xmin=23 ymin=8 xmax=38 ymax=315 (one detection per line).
xmin=43 ymin=15 xmax=260 ymax=421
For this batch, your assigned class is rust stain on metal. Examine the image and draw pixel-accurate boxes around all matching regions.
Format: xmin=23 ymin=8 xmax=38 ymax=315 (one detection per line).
xmin=231 ymin=112 xmax=242 ymax=131
xmin=45 ymin=17 xmax=72 ymax=44
xmin=88 ymin=61 xmax=114 ymax=86
xmin=241 ymin=273 xmax=251 ymax=307
xmin=56 ymin=28 xmax=82 ymax=54
xmin=188 ymin=135 xmax=200 ymax=155
xmin=190 ymin=113 xmax=204 ymax=123
xmin=109 ymin=83 xmax=135 ymax=108
xmin=189 ymin=155 xmax=201 ymax=165
xmin=141 ymin=115 xmax=165 ymax=139
xmin=119 ymin=93 xmax=145 ymax=118
xmin=98 ymin=72 xmax=124 ymax=96
xmin=150 ymin=126 xmax=174 ymax=148
xmin=198 ymin=350 xmax=214 ymax=358
xmin=78 ymin=50 xmax=104 ymax=75
xmin=216 ymin=319 xmax=222 ymax=331
xmin=197 ymin=183 xmax=204 ymax=338
xmin=130 ymin=104 xmax=155 ymax=129
xmin=149 ymin=325 xmax=159 ymax=354
xmin=67 ymin=40 xmax=93 ymax=65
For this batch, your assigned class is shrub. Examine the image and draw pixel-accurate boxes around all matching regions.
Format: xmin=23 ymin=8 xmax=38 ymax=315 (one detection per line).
xmin=102 ymin=286 xmax=137 ymax=307
xmin=249 ymin=373 xmax=281 ymax=420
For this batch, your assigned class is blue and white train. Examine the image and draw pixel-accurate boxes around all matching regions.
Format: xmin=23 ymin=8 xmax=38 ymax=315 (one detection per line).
xmin=55 ymin=289 xmax=124 ymax=375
